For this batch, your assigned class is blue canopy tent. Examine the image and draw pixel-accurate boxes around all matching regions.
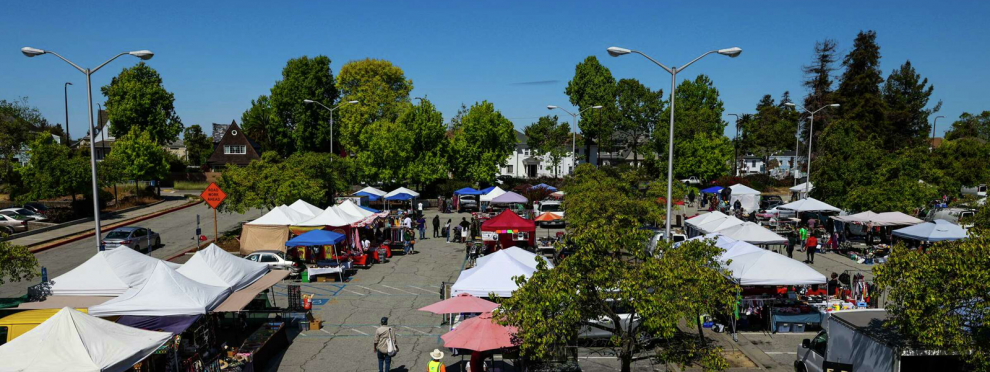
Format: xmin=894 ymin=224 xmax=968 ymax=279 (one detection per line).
xmin=384 ymin=192 xmax=415 ymax=212
xmin=700 ymin=186 xmax=723 ymax=194
xmin=454 ymin=187 xmax=483 ymax=195
xmin=892 ymin=219 xmax=967 ymax=242
xmin=532 ymin=183 xmax=558 ymax=192
xmin=360 ymin=205 xmax=381 ymax=213
xmin=354 ymin=191 xmax=382 ymax=201
xmin=286 ymin=230 xmax=347 ymax=281
xmin=480 ymin=186 xmax=496 ymax=194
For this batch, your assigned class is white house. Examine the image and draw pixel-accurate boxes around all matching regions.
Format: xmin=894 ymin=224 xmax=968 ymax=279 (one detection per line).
xmin=736 ymin=150 xmax=807 ymax=180
xmin=501 ymin=130 xmax=581 ymax=179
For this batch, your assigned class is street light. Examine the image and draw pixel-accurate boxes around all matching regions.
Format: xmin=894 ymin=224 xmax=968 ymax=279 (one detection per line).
xmin=22 ymin=46 xmax=154 ymax=252
xmin=728 ymin=113 xmax=742 ymax=176
xmin=607 ymin=45 xmax=741 ymax=240
xmin=64 ymin=82 xmax=72 ymax=145
xmin=930 ymin=115 xmax=945 ymax=151
xmin=547 ymin=104 xmax=602 ymax=174
xmin=304 ymin=99 xmax=359 ymax=154
xmin=784 ymin=102 xmax=839 ymax=195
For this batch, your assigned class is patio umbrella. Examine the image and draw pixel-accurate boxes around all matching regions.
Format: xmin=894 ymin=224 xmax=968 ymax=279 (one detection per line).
xmin=534 ymin=212 xmax=562 ymax=236
xmin=441 ymin=312 xmax=518 ymax=352
xmin=419 ymin=293 xmax=498 ymax=314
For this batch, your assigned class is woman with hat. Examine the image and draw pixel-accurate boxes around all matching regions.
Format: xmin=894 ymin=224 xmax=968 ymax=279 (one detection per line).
xmin=427 ymin=349 xmax=446 ymax=372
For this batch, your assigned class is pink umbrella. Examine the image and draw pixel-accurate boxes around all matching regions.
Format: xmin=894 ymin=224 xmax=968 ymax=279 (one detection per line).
xmin=441 ymin=312 xmax=518 ymax=351
xmin=418 ymin=293 xmax=499 ymax=314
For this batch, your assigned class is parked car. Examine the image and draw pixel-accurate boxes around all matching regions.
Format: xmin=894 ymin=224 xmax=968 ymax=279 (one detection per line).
xmin=245 ymin=250 xmax=302 ymax=275
xmin=759 ymin=195 xmax=784 ymax=211
xmin=21 ymin=202 xmax=49 ymax=216
xmin=458 ymin=195 xmax=479 ymax=213
xmin=536 ymin=200 xmax=565 ymax=227
xmin=680 ymin=176 xmax=702 ymax=185
xmin=101 ymin=226 xmax=161 ymax=251
xmin=0 ymin=214 xmax=29 ymax=234
xmin=0 ymin=208 xmax=46 ymax=222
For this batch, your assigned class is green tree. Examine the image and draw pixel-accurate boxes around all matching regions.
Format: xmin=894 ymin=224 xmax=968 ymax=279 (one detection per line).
xmin=449 ymin=101 xmax=516 ymax=184
xmin=398 ymin=99 xmax=449 ymax=187
xmin=101 ymin=62 xmax=183 ymax=144
xmin=288 ymin=152 xmax=362 ymax=205
xmin=800 ymin=39 xmax=839 ymax=153
xmin=358 ymin=120 xmax=414 ymax=184
xmin=182 ymin=124 xmax=213 ymax=166
xmin=495 ymin=166 xmax=734 ymax=372
xmin=240 ymin=95 xmax=285 ymax=155
xmin=0 ymin=239 xmax=38 ymax=286
xmin=269 ymin=56 xmax=340 ymax=154
xmin=873 ymin=235 xmax=990 ymax=370
xmin=882 ymin=60 xmax=940 ymax=150
xmin=944 ymin=111 xmax=990 ymax=142
xmin=650 ymin=75 xmax=730 ymax=180
xmin=14 ymin=132 xmax=90 ymax=203
xmin=566 ymin=56 xmax=616 ymax=164
xmin=810 ymin=120 xmax=884 ymax=207
xmin=216 ymin=152 xmax=325 ymax=213
xmin=0 ymin=98 xmax=61 ymax=187
xmin=336 ymin=59 xmax=413 ymax=152
xmin=740 ymin=93 xmax=799 ymax=174
xmin=615 ymin=78 xmax=664 ymax=167
xmin=933 ymin=138 xmax=990 ymax=191
xmin=106 ymin=128 xmax=169 ymax=197
xmin=835 ymin=31 xmax=887 ymax=141
xmin=524 ymin=115 xmax=571 ymax=178
xmin=671 ymin=132 xmax=733 ymax=181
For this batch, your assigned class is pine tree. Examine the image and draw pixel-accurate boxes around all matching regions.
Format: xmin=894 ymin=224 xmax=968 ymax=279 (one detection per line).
xmin=836 ymin=31 xmax=887 ymax=139
xmin=882 ymin=60 xmax=941 ymax=150
xmin=800 ymin=39 xmax=838 ymax=155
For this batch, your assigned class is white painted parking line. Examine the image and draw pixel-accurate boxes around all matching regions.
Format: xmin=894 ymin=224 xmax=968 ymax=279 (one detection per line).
xmin=321 ymin=329 xmax=333 ymax=335
xmin=402 ymin=326 xmax=430 ymax=335
xmin=354 ymin=285 xmax=391 ymax=295
xmin=350 ymin=328 xmax=369 ymax=335
xmin=381 ymin=285 xmax=419 ymax=295
xmin=407 ymin=286 xmax=437 ymax=294
xmin=340 ymin=289 xmax=365 ymax=296
xmin=765 ymin=351 xmax=797 ymax=355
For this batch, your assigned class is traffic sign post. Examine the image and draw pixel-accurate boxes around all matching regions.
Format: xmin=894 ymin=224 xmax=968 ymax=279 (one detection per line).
xmin=200 ymin=183 xmax=227 ymax=247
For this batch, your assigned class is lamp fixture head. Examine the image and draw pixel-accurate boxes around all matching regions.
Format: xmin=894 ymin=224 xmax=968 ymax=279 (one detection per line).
xmin=591 ymin=105 xmax=603 ymax=109
xmin=21 ymin=47 xmax=45 ymax=57
xmin=829 ymin=104 xmax=840 ymax=108
xmin=547 ymin=105 xmax=557 ymax=110
xmin=606 ymin=47 xmax=631 ymax=57
xmin=129 ymin=50 xmax=154 ymax=60
xmin=303 ymin=99 xmax=315 ymax=104
xmin=717 ymin=47 xmax=742 ymax=57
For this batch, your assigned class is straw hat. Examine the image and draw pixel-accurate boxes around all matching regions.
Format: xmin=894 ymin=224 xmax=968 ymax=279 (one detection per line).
xmin=430 ymin=349 xmax=444 ymax=360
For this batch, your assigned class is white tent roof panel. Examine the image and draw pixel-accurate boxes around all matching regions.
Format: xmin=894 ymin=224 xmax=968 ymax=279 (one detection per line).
xmin=177 ymin=244 xmax=269 ymax=291
xmin=89 ymin=261 xmax=230 ymax=317
xmin=386 ymin=187 xmax=420 ymax=198
xmin=727 ymin=250 xmax=827 ymax=285
xmin=50 ymin=248 xmax=181 ymax=297
xmin=777 ymin=197 xmax=842 ymax=213
xmin=451 ymin=253 xmax=536 ymax=297
xmin=289 ymin=200 xmax=324 ymax=217
xmin=717 ymin=222 xmax=788 ymax=245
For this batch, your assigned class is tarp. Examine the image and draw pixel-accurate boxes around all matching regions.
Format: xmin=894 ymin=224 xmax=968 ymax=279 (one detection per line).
xmin=695 ymin=215 xmax=744 ymax=234
xmin=285 ymin=229 xmax=346 ymax=247
xmin=729 ymin=184 xmax=761 ymax=213
xmin=295 ymin=207 xmax=354 ymax=227
xmin=247 ymin=205 xmax=311 ymax=225
xmin=117 ymin=315 xmax=201 ymax=334
xmin=481 ymin=210 xmax=535 ymax=232
xmin=451 ymin=253 xmax=536 ymax=297
xmin=354 ymin=191 xmax=382 ymax=201
xmin=289 ymin=200 xmax=323 ymax=217
xmin=239 ymin=224 xmax=290 ymax=255
xmin=0 ymin=307 xmax=172 ymax=372
xmin=832 ymin=211 xmax=923 ymax=226
xmin=88 ymin=261 xmax=230 ymax=317
xmin=532 ymin=183 xmax=557 ymax=191
xmin=384 ymin=193 xmax=415 ymax=201
xmin=777 ymin=197 xmax=841 ymax=213
xmin=476 ymin=247 xmax=552 ymax=270
xmin=892 ymin=219 xmax=967 ymax=242
xmin=716 ymin=222 xmax=788 ymax=245
xmin=386 ymin=187 xmax=420 ymax=198
xmin=726 ymin=250 xmax=827 ymax=285
xmin=454 ymin=187 xmax=483 ymax=195
xmin=790 ymin=182 xmax=813 ymax=193
xmin=480 ymin=186 xmax=496 ymax=194
xmin=360 ymin=205 xmax=382 ymax=213
xmin=700 ymin=186 xmax=724 ymax=194
xmin=50 ymin=247 xmax=182 ymax=297
xmin=685 ymin=211 xmax=728 ymax=228
xmin=480 ymin=187 xmax=507 ymax=202
xmin=491 ymin=191 xmax=527 ymax=204
xmin=177 ymin=244 xmax=269 ymax=291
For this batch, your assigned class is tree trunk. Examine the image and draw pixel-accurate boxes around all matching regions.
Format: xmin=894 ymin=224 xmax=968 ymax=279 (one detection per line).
xmin=620 ymin=352 xmax=632 ymax=372
xmin=134 ymin=180 xmax=140 ymax=198
xmin=585 ymin=141 xmax=592 ymax=166
xmin=696 ymin=310 xmax=707 ymax=347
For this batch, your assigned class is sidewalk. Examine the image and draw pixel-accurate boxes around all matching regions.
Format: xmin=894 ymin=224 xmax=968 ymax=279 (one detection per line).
xmin=6 ymin=197 xmax=191 ymax=247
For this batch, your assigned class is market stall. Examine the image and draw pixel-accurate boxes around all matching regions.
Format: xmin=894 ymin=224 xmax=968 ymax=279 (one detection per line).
xmin=695 ymin=215 xmax=745 ymax=235
xmin=48 ymin=247 xmax=181 ymax=297
xmin=729 ymin=184 xmax=762 ymax=213
xmin=0 ymin=307 xmax=173 ymax=372
xmin=89 ymin=261 xmax=231 ymax=317
xmin=685 ymin=211 xmax=728 ymax=237
xmin=285 ymin=229 xmax=347 ymax=282
xmin=892 ymin=219 xmax=967 ymax=242
xmin=790 ymin=182 xmax=813 ymax=200
xmin=451 ymin=253 xmax=536 ymax=297
xmin=354 ymin=186 xmax=388 ymax=201
xmin=177 ymin=243 xmax=270 ymax=291
xmin=777 ymin=197 xmax=841 ymax=213
xmin=475 ymin=246 xmax=553 ymax=270
xmin=480 ymin=210 xmax=536 ymax=250
xmin=241 ymin=205 xmax=312 ymax=255
xmin=288 ymin=199 xmax=324 ymax=218
xmin=717 ymin=222 xmax=788 ymax=246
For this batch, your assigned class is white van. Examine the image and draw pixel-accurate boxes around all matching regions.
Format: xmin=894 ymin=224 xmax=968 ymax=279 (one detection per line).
xmin=536 ymin=200 xmax=565 ymax=227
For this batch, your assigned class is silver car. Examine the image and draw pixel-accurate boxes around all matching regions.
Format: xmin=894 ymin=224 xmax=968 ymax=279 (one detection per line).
xmin=0 ymin=208 xmax=46 ymax=222
xmin=0 ymin=213 xmax=29 ymax=234
xmin=102 ymin=226 xmax=161 ymax=251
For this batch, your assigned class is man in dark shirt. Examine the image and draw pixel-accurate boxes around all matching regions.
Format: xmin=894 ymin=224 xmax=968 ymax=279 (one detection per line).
xmin=827 ymin=272 xmax=839 ymax=298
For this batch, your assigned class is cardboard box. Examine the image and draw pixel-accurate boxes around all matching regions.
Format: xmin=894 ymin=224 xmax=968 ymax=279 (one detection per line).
xmin=309 ymin=320 xmax=322 ymax=330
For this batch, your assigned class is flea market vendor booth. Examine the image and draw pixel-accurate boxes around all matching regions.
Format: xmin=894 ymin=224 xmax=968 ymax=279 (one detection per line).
xmin=286 ymin=229 xmax=349 ymax=282
xmin=480 ymin=210 xmax=535 ymax=252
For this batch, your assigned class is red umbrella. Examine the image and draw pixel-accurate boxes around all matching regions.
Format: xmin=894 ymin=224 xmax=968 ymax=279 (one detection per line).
xmin=418 ymin=293 xmax=498 ymax=314
xmin=441 ymin=312 xmax=518 ymax=351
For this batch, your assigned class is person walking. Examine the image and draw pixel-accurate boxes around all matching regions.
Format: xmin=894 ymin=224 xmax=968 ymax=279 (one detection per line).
xmin=444 ymin=219 xmax=452 ymax=243
xmin=417 ymin=216 xmax=427 ymax=239
xmin=403 ymin=228 xmax=414 ymax=254
xmin=799 ymin=225 xmax=808 ymax=246
xmin=432 ymin=214 xmax=441 ymax=238
xmin=459 ymin=218 xmax=470 ymax=243
xmin=688 ymin=189 xmax=696 ymax=207
xmin=805 ymin=234 xmax=818 ymax=264
xmin=427 ymin=349 xmax=447 ymax=372
xmin=417 ymin=201 xmax=424 ymax=218
xmin=786 ymin=229 xmax=796 ymax=258
xmin=374 ymin=317 xmax=398 ymax=372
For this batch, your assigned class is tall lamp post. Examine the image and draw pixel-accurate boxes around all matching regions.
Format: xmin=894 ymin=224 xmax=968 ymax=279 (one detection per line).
xmin=547 ymin=105 xmax=602 ymax=174
xmin=728 ymin=113 xmax=742 ymax=176
xmin=22 ymin=47 xmax=153 ymax=252
xmin=784 ymin=102 xmax=839 ymax=195
xmin=303 ymin=99 xmax=359 ymax=154
xmin=64 ymin=82 xmax=72 ymax=145
xmin=607 ymin=45 xmax=742 ymax=240
xmin=930 ymin=115 xmax=945 ymax=151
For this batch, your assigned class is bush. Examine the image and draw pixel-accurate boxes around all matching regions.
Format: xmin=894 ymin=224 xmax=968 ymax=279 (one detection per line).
xmin=711 ymin=176 xmax=749 ymax=188
xmin=43 ymin=208 xmax=79 ymax=223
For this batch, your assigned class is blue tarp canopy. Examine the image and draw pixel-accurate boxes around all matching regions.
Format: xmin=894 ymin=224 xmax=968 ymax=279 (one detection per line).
xmin=384 ymin=193 xmax=415 ymax=201
xmin=285 ymin=229 xmax=346 ymax=247
xmin=360 ymin=205 xmax=381 ymax=213
xmin=454 ymin=187 xmax=483 ymax=195
xmin=354 ymin=191 xmax=382 ymax=201
xmin=892 ymin=219 xmax=968 ymax=242
xmin=700 ymin=186 xmax=724 ymax=194
xmin=532 ymin=183 xmax=558 ymax=191
xmin=480 ymin=186 xmax=496 ymax=194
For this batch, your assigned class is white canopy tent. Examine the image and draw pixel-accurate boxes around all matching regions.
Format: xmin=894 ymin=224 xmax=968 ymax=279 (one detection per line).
xmin=0 ymin=307 xmax=172 ymax=372
xmin=726 ymin=250 xmax=827 ymax=285
xmin=831 ymin=211 xmax=923 ymax=226
xmin=247 ymin=205 xmax=312 ymax=225
xmin=479 ymin=186 xmax=507 ymax=203
xmin=476 ymin=247 xmax=553 ymax=270
xmin=50 ymin=248 xmax=181 ymax=297
xmin=729 ymin=184 xmax=761 ymax=213
xmin=386 ymin=187 xmax=420 ymax=198
xmin=177 ymin=244 xmax=269 ymax=291
xmin=337 ymin=199 xmax=378 ymax=219
xmin=685 ymin=211 xmax=728 ymax=237
xmin=331 ymin=204 xmax=365 ymax=224
xmin=777 ymin=197 xmax=841 ymax=213
xmin=289 ymin=200 xmax=324 ymax=217
xmin=355 ymin=186 xmax=387 ymax=197
xmin=451 ymin=253 xmax=536 ymax=297
xmin=717 ymin=222 xmax=788 ymax=245
xmin=790 ymin=182 xmax=814 ymax=199
xmin=296 ymin=206 xmax=356 ymax=227
xmin=696 ymin=215 xmax=745 ymax=234
xmin=89 ymin=261 xmax=230 ymax=317
xmin=717 ymin=240 xmax=767 ymax=262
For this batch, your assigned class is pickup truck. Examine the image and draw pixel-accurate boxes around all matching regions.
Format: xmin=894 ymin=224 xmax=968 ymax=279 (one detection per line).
xmin=795 ymin=309 xmax=962 ymax=372
xmin=680 ymin=176 xmax=702 ymax=185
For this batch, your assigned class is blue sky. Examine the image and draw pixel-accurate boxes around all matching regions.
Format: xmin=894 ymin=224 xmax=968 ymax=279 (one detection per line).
xmin=2 ymin=0 xmax=988 ymax=141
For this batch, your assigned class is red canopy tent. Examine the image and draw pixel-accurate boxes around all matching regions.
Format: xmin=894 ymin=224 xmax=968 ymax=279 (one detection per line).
xmin=481 ymin=210 xmax=536 ymax=250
